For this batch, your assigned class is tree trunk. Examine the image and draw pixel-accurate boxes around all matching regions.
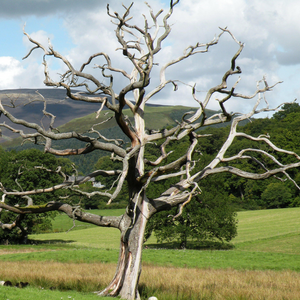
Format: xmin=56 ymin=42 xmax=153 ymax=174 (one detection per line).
xmin=98 ymin=194 xmax=150 ymax=300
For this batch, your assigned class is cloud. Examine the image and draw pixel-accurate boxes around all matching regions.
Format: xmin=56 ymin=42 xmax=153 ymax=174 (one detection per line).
xmin=0 ymin=30 xmax=51 ymax=89
xmin=0 ymin=56 xmax=45 ymax=90
xmin=0 ymin=0 xmax=104 ymax=18
xmin=2 ymin=0 xmax=300 ymax=113
xmin=276 ymin=50 xmax=300 ymax=66
xmin=0 ymin=57 xmax=25 ymax=89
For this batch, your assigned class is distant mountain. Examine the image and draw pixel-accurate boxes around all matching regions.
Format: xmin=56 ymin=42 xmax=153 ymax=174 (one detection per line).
xmin=0 ymin=88 xmax=203 ymax=145
xmin=1 ymin=88 xmax=233 ymax=173
xmin=0 ymin=88 xmax=103 ymax=137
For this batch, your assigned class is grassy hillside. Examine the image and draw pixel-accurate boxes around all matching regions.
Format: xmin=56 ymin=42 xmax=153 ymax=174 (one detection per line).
xmin=2 ymin=102 xmax=221 ymax=149
xmin=56 ymin=105 xmax=201 ymax=134
xmin=234 ymin=207 xmax=300 ymax=243
xmin=22 ymin=208 xmax=300 ymax=271
xmin=1 ymin=207 xmax=299 ymax=272
xmin=34 ymin=207 xmax=300 ymax=251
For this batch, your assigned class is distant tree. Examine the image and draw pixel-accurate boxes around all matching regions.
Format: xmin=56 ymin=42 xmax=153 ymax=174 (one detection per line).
xmin=146 ymin=177 xmax=237 ymax=249
xmin=261 ymin=182 xmax=293 ymax=208
xmin=1 ymin=2 xmax=300 ymax=299
xmin=0 ymin=148 xmax=73 ymax=244
xmin=273 ymin=103 xmax=300 ymax=121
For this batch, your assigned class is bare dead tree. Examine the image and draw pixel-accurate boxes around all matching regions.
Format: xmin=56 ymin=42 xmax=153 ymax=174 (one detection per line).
xmin=1 ymin=2 xmax=300 ymax=299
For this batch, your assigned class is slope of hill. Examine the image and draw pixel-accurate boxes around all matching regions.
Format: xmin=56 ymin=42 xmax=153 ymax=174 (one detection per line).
xmin=1 ymin=105 xmax=203 ymax=172
xmin=1 ymin=88 xmax=227 ymax=142
xmin=0 ymin=88 xmax=206 ymax=142
xmin=0 ymin=88 xmax=104 ymax=143
xmin=1 ymin=89 xmax=225 ymax=173
xmin=28 ymin=206 xmax=300 ymax=256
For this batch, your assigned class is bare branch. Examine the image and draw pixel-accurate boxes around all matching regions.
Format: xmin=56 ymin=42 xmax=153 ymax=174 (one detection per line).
xmin=0 ymin=200 xmax=123 ymax=229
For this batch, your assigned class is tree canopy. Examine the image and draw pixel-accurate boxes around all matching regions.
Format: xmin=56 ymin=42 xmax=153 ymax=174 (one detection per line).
xmin=146 ymin=175 xmax=237 ymax=249
xmin=0 ymin=148 xmax=73 ymax=244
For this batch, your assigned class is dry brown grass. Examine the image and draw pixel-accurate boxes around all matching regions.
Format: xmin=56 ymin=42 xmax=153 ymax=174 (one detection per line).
xmin=1 ymin=261 xmax=300 ymax=299
xmin=141 ymin=265 xmax=300 ymax=299
xmin=0 ymin=248 xmax=54 ymax=255
xmin=0 ymin=261 xmax=114 ymax=291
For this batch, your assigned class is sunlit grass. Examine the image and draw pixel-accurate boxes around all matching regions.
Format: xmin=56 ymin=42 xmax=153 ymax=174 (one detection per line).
xmin=31 ymin=226 xmax=121 ymax=249
xmin=0 ymin=247 xmax=119 ymax=264
xmin=35 ymin=207 xmax=300 ymax=253
xmin=233 ymin=207 xmax=300 ymax=244
xmin=236 ymin=232 xmax=300 ymax=254
xmin=2 ymin=245 xmax=300 ymax=272
xmin=0 ymin=286 xmax=106 ymax=300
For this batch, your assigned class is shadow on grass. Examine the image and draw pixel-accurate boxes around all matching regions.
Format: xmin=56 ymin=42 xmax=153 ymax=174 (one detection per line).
xmin=145 ymin=240 xmax=235 ymax=250
xmin=28 ymin=239 xmax=76 ymax=245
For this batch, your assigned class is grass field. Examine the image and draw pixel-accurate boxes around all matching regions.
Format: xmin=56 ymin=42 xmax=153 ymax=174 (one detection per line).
xmin=1 ymin=207 xmax=300 ymax=299
xmin=0 ymin=285 xmax=106 ymax=300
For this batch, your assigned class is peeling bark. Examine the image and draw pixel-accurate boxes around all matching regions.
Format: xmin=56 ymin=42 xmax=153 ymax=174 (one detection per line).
xmin=99 ymin=192 xmax=151 ymax=300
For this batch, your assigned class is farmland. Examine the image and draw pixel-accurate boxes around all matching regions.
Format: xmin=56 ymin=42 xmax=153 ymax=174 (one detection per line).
xmin=1 ymin=207 xmax=300 ymax=299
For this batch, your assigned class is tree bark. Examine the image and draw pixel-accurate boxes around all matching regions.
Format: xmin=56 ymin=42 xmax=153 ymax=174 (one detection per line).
xmin=99 ymin=192 xmax=151 ymax=300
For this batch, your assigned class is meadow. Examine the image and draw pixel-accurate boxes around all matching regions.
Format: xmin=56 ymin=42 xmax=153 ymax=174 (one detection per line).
xmin=1 ymin=207 xmax=300 ymax=299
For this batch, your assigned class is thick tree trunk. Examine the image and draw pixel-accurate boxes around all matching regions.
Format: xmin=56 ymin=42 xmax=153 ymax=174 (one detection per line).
xmin=98 ymin=194 xmax=150 ymax=300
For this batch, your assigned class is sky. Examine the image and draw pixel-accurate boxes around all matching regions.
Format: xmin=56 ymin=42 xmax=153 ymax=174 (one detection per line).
xmin=1 ymin=0 xmax=300 ymax=116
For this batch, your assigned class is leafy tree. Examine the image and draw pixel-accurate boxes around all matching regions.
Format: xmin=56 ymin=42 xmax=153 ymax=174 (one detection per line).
xmin=0 ymin=148 xmax=73 ymax=244
xmin=1 ymin=3 xmax=300 ymax=299
xmin=261 ymin=182 xmax=293 ymax=208
xmin=146 ymin=176 xmax=237 ymax=249
xmin=273 ymin=103 xmax=300 ymax=121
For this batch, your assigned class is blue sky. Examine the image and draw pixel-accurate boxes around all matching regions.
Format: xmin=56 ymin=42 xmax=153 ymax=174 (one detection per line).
xmin=1 ymin=0 xmax=300 ymax=115
xmin=1 ymin=17 xmax=73 ymax=60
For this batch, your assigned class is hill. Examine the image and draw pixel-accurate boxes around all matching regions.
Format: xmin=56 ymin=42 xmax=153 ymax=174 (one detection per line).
xmin=0 ymin=88 xmax=104 ymax=143
xmin=0 ymin=88 xmax=227 ymax=144
xmin=0 ymin=88 xmax=223 ymax=173
xmin=0 ymin=88 xmax=201 ymax=143
xmin=27 ymin=206 xmax=300 ymax=260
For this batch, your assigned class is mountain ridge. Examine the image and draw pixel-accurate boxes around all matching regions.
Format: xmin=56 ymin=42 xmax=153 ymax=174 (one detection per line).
xmin=0 ymin=88 xmax=170 ymax=143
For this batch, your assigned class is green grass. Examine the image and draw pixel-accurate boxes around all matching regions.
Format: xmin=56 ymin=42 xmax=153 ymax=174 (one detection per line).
xmin=232 ymin=207 xmax=300 ymax=255
xmin=47 ymin=207 xmax=300 ymax=254
xmin=143 ymin=248 xmax=300 ymax=271
xmin=0 ymin=286 xmax=107 ymax=300
xmin=236 ymin=232 xmax=300 ymax=254
xmin=0 ymin=247 xmax=119 ymax=263
xmin=31 ymin=226 xmax=122 ymax=249
xmin=2 ymin=244 xmax=300 ymax=272
xmin=1 ymin=206 xmax=298 ymax=272
xmin=34 ymin=208 xmax=126 ymax=249
xmin=232 ymin=207 xmax=300 ymax=244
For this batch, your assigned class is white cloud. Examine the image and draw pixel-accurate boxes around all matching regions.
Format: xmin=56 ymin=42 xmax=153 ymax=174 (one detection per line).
xmin=0 ymin=30 xmax=51 ymax=90
xmin=0 ymin=55 xmax=46 ymax=89
xmin=0 ymin=57 xmax=25 ymax=89
xmin=1 ymin=0 xmax=300 ymax=114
